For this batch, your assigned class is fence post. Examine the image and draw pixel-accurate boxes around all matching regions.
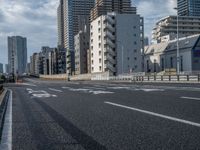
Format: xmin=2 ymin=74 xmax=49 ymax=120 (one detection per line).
xmin=154 ymin=75 xmax=156 ymax=81
xmin=169 ymin=75 xmax=171 ymax=81
xmin=148 ymin=76 xmax=150 ymax=81
xmin=187 ymin=75 xmax=189 ymax=81
xmin=198 ymin=74 xmax=200 ymax=82
xmin=177 ymin=75 xmax=180 ymax=81
xmin=161 ymin=76 xmax=163 ymax=81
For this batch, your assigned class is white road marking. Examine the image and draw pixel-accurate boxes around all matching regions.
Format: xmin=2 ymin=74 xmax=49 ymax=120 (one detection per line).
xmin=69 ymin=88 xmax=90 ymax=92
xmin=26 ymin=88 xmax=57 ymax=98
xmin=138 ymin=88 xmax=165 ymax=92
xmin=107 ymin=87 xmax=130 ymax=90
xmin=16 ymin=83 xmax=37 ymax=87
xmin=48 ymin=88 xmax=63 ymax=93
xmin=181 ymin=96 xmax=200 ymax=101
xmin=0 ymin=90 xmax=12 ymax=150
xmin=105 ymin=101 xmax=200 ymax=128
xmin=89 ymin=91 xmax=114 ymax=95
xmin=62 ymin=87 xmax=71 ymax=89
xmin=62 ymin=87 xmax=114 ymax=95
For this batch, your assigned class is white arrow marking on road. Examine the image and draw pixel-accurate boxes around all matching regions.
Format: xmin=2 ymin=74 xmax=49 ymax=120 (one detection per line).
xmin=181 ymin=96 xmax=200 ymax=101
xmin=105 ymin=101 xmax=200 ymax=128
xmin=49 ymin=88 xmax=63 ymax=93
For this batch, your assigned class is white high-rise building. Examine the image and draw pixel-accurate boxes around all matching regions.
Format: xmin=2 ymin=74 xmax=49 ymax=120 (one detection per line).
xmin=90 ymin=13 xmax=144 ymax=75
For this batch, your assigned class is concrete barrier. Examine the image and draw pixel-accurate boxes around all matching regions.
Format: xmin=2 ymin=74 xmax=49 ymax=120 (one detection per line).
xmin=40 ymin=74 xmax=67 ymax=80
xmin=39 ymin=73 xmax=200 ymax=83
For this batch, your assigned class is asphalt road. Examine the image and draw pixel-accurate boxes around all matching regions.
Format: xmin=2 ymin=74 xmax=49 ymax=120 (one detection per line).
xmin=2 ymin=78 xmax=200 ymax=150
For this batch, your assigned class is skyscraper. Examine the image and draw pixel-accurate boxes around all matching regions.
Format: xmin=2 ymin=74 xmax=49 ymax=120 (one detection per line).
xmin=178 ymin=0 xmax=200 ymax=16
xmin=90 ymin=0 xmax=136 ymax=21
xmin=0 ymin=63 xmax=3 ymax=74
xmin=8 ymin=36 xmax=27 ymax=75
xmin=57 ymin=0 xmax=95 ymax=75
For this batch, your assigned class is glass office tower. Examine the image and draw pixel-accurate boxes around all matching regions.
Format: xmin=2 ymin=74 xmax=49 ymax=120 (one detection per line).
xmin=178 ymin=0 xmax=200 ymax=16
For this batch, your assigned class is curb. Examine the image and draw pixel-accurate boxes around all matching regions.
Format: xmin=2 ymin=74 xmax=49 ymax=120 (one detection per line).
xmin=0 ymin=89 xmax=9 ymax=141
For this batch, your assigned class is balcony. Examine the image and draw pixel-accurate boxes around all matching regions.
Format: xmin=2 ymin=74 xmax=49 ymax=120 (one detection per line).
xmin=105 ymin=24 xmax=115 ymax=33
xmin=104 ymin=38 xmax=115 ymax=48
xmin=105 ymin=31 xmax=115 ymax=40
xmin=105 ymin=16 xmax=115 ymax=25
xmin=105 ymin=62 xmax=116 ymax=73
xmin=104 ymin=48 xmax=116 ymax=56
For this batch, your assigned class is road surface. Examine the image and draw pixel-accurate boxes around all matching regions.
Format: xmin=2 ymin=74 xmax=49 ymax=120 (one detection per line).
xmin=2 ymin=78 xmax=200 ymax=149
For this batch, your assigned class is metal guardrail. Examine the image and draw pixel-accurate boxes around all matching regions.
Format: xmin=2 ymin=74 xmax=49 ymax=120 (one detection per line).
xmin=109 ymin=75 xmax=200 ymax=82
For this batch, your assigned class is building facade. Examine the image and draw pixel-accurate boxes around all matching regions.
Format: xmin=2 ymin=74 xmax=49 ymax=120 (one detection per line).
xmin=152 ymin=16 xmax=200 ymax=43
xmin=8 ymin=36 xmax=27 ymax=75
xmin=144 ymin=34 xmax=200 ymax=73
xmin=57 ymin=0 xmax=95 ymax=75
xmin=90 ymin=0 xmax=136 ymax=22
xmin=74 ymin=30 xmax=89 ymax=75
xmin=0 ymin=63 xmax=3 ymax=74
xmin=90 ymin=13 xmax=144 ymax=75
xmin=178 ymin=0 xmax=200 ymax=16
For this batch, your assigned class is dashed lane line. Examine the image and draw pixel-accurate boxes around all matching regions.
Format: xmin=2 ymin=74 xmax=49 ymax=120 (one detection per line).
xmin=181 ymin=96 xmax=200 ymax=101
xmin=48 ymin=88 xmax=63 ymax=93
xmin=105 ymin=101 xmax=200 ymax=128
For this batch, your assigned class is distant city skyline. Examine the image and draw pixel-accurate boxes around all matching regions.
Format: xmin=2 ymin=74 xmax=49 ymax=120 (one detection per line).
xmin=0 ymin=0 xmax=176 ymax=65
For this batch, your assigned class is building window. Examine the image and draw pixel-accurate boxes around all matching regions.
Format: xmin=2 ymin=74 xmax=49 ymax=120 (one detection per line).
xmin=99 ymin=66 xmax=102 ymax=71
xmin=99 ymin=58 xmax=101 ymax=63
xmin=99 ymin=51 xmax=101 ymax=56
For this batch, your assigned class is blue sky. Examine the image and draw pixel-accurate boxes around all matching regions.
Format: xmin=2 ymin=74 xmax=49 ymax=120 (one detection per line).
xmin=0 ymin=0 xmax=177 ymax=66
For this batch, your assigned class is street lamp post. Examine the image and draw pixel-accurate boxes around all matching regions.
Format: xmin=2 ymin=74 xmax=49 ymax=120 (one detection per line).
xmin=117 ymin=41 xmax=124 ymax=74
xmin=174 ymin=7 xmax=180 ymax=75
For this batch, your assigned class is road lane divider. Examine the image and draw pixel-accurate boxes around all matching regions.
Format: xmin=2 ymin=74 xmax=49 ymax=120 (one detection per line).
xmin=181 ymin=96 xmax=200 ymax=101
xmin=48 ymin=88 xmax=63 ymax=93
xmin=105 ymin=101 xmax=200 ymax=128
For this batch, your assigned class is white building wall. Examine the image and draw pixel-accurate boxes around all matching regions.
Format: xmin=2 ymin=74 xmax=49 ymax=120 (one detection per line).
xmin=90 ymin=13 xmax=143 ymax=75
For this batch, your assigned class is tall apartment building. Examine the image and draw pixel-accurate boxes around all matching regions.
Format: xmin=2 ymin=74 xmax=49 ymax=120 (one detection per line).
xmin=74 ymin=30 xmax=89 ymax=75
xmin=90 ymin=13 xmax=144 ymax=75
xmin=90 ymin=0 xmax=136 ymax=21
xmin=0 ymin=63 xmax=3 ymax=74
xmin=8 ymin=36 xmax=27 ymax=75
xmin=5 ymin=64 xmax=9 ymax=74
xmin=178 ymin=0 xmax=200 ymax=16
xmin=30 ymin=53 xmax=39 ymax=75
xmin=152 ymin=16 xmax=200 ymax=43
xmin=57 ymin=0 xmax=95 ymax=75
